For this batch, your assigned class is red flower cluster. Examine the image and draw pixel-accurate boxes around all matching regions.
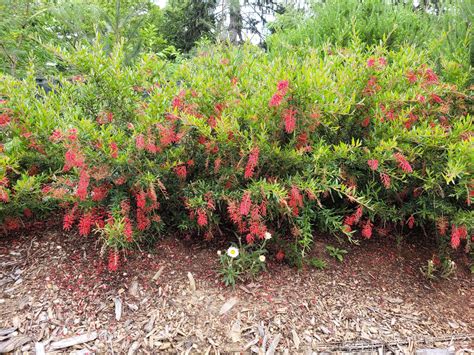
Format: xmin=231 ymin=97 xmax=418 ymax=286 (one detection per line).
xmin=407 ymin=215 xmax=415 ymax=229
xmin=0 ymin=113 xmax=10 ymax=127
xmin=283 ymin=108 xmax=297 ymax=134
xmin=108 ymin=251 xmax=119 ymax=272
xmin=269 ymin=80 xmax=289 ymax=107
xmin=380 ymin=172 xmax=391 ymax=189
xmin=244 ymin=147 xmax=259 ymax=179
xmin=450 ymin=225 xmax=467 ymax=249
xmin=393 ymin=153 xmax=413 ymax=173
xmin=367 ymin=159 xmax=379 ymax=171
xmin=361 ymin=219 xmax=373 ymax=239
xmin=288 ymin=186 xmax=303 ymax=216
xmin=240 ymin=191 xmax=252 ymax=216
xmin=76 ymin=169 xmax=90 ymax=201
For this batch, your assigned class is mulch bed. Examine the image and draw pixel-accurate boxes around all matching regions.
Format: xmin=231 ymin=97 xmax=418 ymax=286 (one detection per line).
xmin=0 ymin=226 xmax=472 ymax=354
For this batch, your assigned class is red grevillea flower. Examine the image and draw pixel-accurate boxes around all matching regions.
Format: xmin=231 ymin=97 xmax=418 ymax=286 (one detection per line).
xmin=197 ymin=209 xmax=208 ymax=227
xmin=361 ymin=117 xmax=370 ymax=127
xmin=406 ymin=71 xmax=417 ymax=84
xmin=4 ymin=217 xmax=20 ymax=231
xmin=354 ymin=205 xmax=363 ymax=224
xmin=288 ymin=186 xmax=303 ymax=216
xmin=393 ymin=153 xmax=413 ymax=173
xmin=63 ymin=207 xmax=77 ymax=231
xmin=0 ymin=113 xmax=11 ymax=126
xmin=23 ymin=208 xmax=32 ymax=218
xmin=378 ymin=57 xmax=387 ymax=66
xmin=63 ymin=149 xmax=85 ymax=172
xmin=283 ymin=108 xmax=297 ymax=133
xmin=244 ymin=147 xmax=259 ymax=179
xmin=91 ymin=185 xmax=109 ymax=202
xmin=436 ymin=217 xmax=448 ymax=236
xmin=407 ymin=215 xmax=415 ymax=229
xmin=136 ymin=134 xmax=145 ymax=150
xmin=0 ymin=187 xmax=9 ymax=202
xmin=367 ymin=159 xmax=379 ymax=171
xmin=276 ymin=250 xmax=285 ymax=262
xmin=49 ymin=129 xmax=62 ymax=142
xmin=109 ymin=142 xmax=118 ymax=158
xmin=136 ymin=190 xmax=147 ymax=209
xmin=344 ymin=215 xmax=356 ymax=226
xmin=380 ymin=172 xmax=391 ymax=189
xmin=137 ymin=209 xmax=150 ymax=231
xmin=430 ymin=93 xmax=443 ymax=104
xmin=450 ymin=225 xmax=461 ymax=249
xmin=78 ymin=212 xmax=93 ymax=236
xmin=269 ymin=93 xmax=283 ymax=107
xmin=367 ymin=58 xmax=375 ymax=67
xmin=277 ymin=80 xmax=289 ymax=94
xmin=175 ymin=165 xmax=187 ymax=180
xmin=424 ymin=68 xmax=438 ymax=84
xmin=240 ymin=191 xmax=252 ymax=216
xmin=124 ymin=217 xmax=133 ymax=242
xmin=361 ymin=219 xmax=373 ymax=239
xmin=108 ymin=251 xmax=119 ymax=272
xmin=76 ymin=169 xmax=90 ymax=201
xmin=214 ymin=158 xmax=221 ymax=173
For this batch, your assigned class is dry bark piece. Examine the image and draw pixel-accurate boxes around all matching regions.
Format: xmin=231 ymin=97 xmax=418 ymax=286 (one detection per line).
xmin=152 ymin=266 xmax=165 ymax=281
xmin=127 ymin=341 xmax=141 ymax=355
xmin=0 ymin=335 xmax=31 ymax=353
xmin=187 ymin=272 xmax=196 ymax=292
xmin=266 ymin=334 xmax=281 ymax=355
xmin=50 ymin=332 xmax=97 ymax=350
xmin=291 ymin=329 xmax=300 ymax=350
xmin=219 ymin=297 xmax=238 ymax=315
xmin=114 ymin=297 xmax=122 ymax=321
xmin=0 ymin=328 xmax=16 ymax=336
xmin=129 ymin=280 xmax=139 ymax=297
xmin=34 ymin=342 xmax=46 ymax=355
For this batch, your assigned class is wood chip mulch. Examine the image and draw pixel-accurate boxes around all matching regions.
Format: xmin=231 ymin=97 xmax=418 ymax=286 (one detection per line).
xmin=0 ymin=227 xmax=472 ymax=354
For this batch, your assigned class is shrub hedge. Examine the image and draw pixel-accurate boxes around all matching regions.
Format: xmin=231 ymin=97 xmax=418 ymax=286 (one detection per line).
xmin=0 ymin=42 xmax=472 ymax=271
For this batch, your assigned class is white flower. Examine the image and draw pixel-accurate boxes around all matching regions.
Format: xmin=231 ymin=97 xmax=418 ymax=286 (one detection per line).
xmin=227 ymin=247 xmax=239 ymax=258
xmin=264 ymin=232 xmax=272 ymax=240
xmin=217 ymin=250 xmax=222 ymax=256
xmin=259 ymin=255 xmax=266 ymax=262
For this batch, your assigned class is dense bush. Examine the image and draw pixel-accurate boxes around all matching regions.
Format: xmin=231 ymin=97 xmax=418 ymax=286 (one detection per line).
xmin=268 ymin=0 xmax=473 ymax=88
xmin=0 ymin=41 xmax=472 ymax=274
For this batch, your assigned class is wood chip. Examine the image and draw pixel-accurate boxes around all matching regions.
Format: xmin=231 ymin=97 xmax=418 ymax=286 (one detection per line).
xmin=266 ymin=333 xmax=281 ymax=355
xmin=291 ymin=329 xmax=300 ymax=350
xmin=127 ymin=341 xmax=141 ymax=355
xmin=187 ymin=272 xmax=196 ymax=292
xmin=0 ymin=327 xmax=17 ymax=336
xmin=50 ymin=332 xmax=97 ymax=350
xmin=0 ymin=335 xmax=31 ymax=353
xmin=114 ymin=297 xmax=122 ymax=321
xmin=152 ymin=266 xmax=165 ymax=281
xmin=34 ymin=342 xmax=46 ymax=355
xmin=219 ymin=297 xmax=238 ymax=315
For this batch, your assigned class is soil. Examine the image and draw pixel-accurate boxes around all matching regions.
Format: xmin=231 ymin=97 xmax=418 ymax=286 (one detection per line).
xmin=0 ymin=225 xmax=472 ymax=354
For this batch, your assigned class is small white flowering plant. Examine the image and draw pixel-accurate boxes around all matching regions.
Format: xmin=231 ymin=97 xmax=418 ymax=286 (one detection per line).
xmin=218 ymin=233 xmax=272 ymax=287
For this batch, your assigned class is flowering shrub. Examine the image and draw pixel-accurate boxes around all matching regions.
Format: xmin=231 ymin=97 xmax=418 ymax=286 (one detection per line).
xmin=0 ymin=41 xmax=472 ymax=275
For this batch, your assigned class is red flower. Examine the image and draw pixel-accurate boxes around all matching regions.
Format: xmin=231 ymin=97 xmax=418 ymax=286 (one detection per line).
xmin=0 ymin=113 xmax=11 ymax=127
xmin=137 ymin=209 xmax=150 ymax=231
xmin=92 ymin=185 xmax=109 ymax=202
xmin=378 ymin=57 xmax=387 ymax=66
xmin=63 ymin=207 xmax=77 ymax=231
xmin=197 ymin=209 xmax=208 ymax=227
xmin=175 ymin=165 xmax=187 ymax=180
xmin=450 ymin=225 xmax=461 ymax=249
xmin=63 ymin=149 xmax=85 ymax=172
xmin=367 ymin=159 xmax=379 ymax=171
xmin=430 ymin=93 xmax=443 ymax=104
xmin=269 ymin=93 xmax=283 ymax=107
xmin=406 ymin=71 xmax=417 ymax=84
xmin=214 ymin=158 xmax=221 ymax=173
xmin=76 ymin=169 xmax=90 ymax=201
xmin=240 ymin=192 xmax=252 ymax=216
xmin=380 ymin=172 xmax=391 ymax=189
xmin=276 ymin=250 xmax=285 ymax=262
xmin=424 ymin=68 xmax=438 ymax=84
xmin=136 ymin=190 xmax=147 ymax=209
xmin=124 ymin=217 xmax=133 ymax=242
xmin=78 ymin=212 xmax=93 ymax=236
xmin=367 ymin=58 xmax=375 ymax=67
xmin=277 ymin=80 xmax=289 ymax=94
xmin=283 ymin=108 xmax=297 ymax=134
xmin=436 ymin=217 xmax=448 ymax=236
xmin=353 ymin=205 xmax=363 ymax=224
xmin=49 ymin=129 xmax=62 ymax=142
xmin=244 ymin=147 xmax=259 ymax=179
xmin=108 ymin=251 xmax=119 ymax=272
xmin=0 ymin=187 xmax=9 ymax=202
xmin=407 ymin=215 xmax=415 ymax=229
xmin=288 ymin=186 xmax=303 ymax=216
xmin=361 ymin=117 xmax=370 ymax=127
xmin=23 ymin=208 xmax=32 ymax=218
xmin=361 ymin=219 xmax=373 ymax=239
xmin=394 ymin=153 xmax=413 ymax=173
xmin=109 ymin=142 xmax=118 ymax=158
xmin=135 ymin=134 xmax=145 ymax=150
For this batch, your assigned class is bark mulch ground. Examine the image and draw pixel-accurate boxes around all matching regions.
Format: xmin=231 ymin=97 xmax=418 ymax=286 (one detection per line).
xmin=0 ymin=226 xmax=472 ymax=354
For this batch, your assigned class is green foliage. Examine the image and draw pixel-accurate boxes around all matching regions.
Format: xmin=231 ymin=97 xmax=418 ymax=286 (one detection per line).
xmin=307 ymin=257 xmax=327 ymax=270
xmin=326 ymin=245 xmax=348 ymax=262
xmin=268 ymin=0 xmax=473 ymax=87
xmin=0 ymin=40 xmax=472 ymax=280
